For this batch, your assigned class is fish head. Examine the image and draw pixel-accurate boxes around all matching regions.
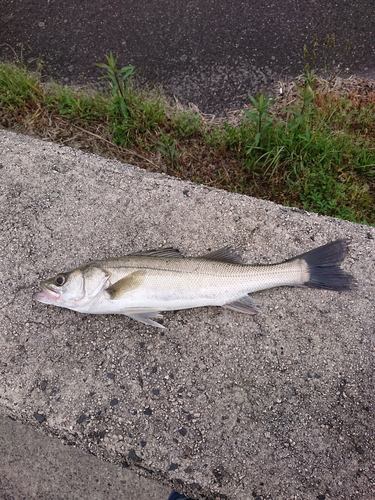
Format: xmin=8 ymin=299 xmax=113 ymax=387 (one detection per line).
xmin=33 ymin=265 xmax=109 ymax=310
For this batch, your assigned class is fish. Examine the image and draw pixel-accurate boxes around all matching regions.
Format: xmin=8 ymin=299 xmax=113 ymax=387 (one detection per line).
xmin=33 ymin=239 xmax=356 ymax=328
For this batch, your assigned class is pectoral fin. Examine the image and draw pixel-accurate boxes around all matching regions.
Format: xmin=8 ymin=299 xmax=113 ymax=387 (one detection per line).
xmin=123 ymin=310 xmax=165 ymax=329
xmin=106 ymin=270 xmax=146 ymax=299
xmin=223 ymin=295 xmax=259 ymax=315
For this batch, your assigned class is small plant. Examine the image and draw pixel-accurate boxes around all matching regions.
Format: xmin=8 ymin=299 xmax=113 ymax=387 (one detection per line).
xmin=156 ymin=134 xmax=182 ymax=170
xmin=174 ymin=110 xmax=202 ymax=138
xmin=95 ymin=52 xmax=135 ymax=120
xmin=244 ymin=92 xmax=275 ymax=156
xmin=95 ymin=54 xmax=170 ymax=147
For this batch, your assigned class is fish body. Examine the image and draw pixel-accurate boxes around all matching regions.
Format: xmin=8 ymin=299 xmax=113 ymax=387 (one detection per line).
xmin=33 ymin=240 xmax=356 ymax=328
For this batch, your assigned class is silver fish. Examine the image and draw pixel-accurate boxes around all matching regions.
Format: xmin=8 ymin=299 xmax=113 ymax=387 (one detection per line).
xmin=33 ymin=239 xmax=356 ymax=328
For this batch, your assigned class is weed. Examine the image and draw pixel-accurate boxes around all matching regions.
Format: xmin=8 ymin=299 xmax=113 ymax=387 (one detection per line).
xmin=239 ymin=73 xmax=375 ymax=221
xmin=0 ymin=62 xmax=42 ymax=109
xmin=95 ymin=54 xmax=169 ymax=146
xmin=156 ymin=134 xmax=182 ymax=170
xmin=45 ymin=84 xmax=108 ymax=121
xmin=244 ymin=92 xmax=275 ymax=156
xmin=174 ymin=110 xmax=202 ymax=138
xmin=303 ymin=33 xmax=347 ymax=79
xmin=95 ymin=52 xmax=135 ymax=120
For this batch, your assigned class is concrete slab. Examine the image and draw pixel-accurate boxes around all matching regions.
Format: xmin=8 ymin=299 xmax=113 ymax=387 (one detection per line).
xmin=0 ymin=407 xmax=171 ymax=500
xmin=0 ymin=129 xmax=374 ymax=499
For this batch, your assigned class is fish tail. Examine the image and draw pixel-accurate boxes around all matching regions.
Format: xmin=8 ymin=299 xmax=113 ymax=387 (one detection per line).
xmin=290 ymin=239 xmax=357 ymax=291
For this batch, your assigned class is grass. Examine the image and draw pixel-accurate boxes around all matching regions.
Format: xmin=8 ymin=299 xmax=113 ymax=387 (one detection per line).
xmin=0 ymin=55 xmax=374 ymax=224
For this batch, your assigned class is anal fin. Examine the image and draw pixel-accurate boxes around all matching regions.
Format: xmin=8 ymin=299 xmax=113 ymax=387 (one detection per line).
xmin=122 ymin=309 xmax=165 ymax=329
xmin=223 ymin=295 xmax=259 ymax=315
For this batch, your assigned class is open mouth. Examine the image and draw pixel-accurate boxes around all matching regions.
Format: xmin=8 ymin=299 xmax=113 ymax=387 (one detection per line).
xmin=33 ymin=287 xmax=61 ymax=304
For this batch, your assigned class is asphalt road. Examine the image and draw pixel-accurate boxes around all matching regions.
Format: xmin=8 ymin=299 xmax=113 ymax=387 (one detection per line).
xmin=1 ymin=0 xmax=375 ymax=114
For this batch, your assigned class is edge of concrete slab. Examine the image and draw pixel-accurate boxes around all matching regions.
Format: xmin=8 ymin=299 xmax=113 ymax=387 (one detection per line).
xmin=0 ymin=406 xmax=171 ymax=500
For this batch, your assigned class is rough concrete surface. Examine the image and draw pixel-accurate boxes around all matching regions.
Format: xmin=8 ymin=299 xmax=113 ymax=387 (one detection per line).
xmin=0 ymin=129 xmax=374 ymax=499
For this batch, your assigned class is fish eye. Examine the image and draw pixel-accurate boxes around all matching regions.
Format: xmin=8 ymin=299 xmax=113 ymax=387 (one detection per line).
xmin=54 ymin=274 xmax=67 ymax=286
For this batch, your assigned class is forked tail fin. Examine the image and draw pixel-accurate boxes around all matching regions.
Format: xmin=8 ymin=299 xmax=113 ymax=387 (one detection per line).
xmin=289 ymin=239 xmax=357 ymax=291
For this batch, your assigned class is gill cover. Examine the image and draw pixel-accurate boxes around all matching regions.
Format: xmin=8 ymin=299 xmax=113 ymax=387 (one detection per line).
xmin=35 ymin=266 xmax=109 ymax=308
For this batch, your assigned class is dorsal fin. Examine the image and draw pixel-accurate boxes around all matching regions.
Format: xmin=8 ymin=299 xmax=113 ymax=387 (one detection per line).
xmin=200 ymin=247 xmax=245 ymax=265
xmin=128 ymin=247 xmax=183 ymax=258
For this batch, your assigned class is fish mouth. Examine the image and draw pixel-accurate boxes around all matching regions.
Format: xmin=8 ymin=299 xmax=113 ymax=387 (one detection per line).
xmin=33 ymin=287 xmax=61 ymax=304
